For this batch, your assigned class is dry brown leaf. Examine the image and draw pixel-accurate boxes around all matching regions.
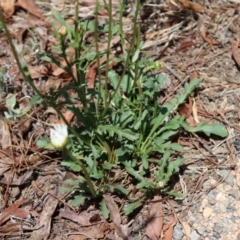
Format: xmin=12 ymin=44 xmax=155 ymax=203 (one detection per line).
xmin=232 ymin=40 xmax=240 ymax=67
xmin=0 ymin=157 xmax=13 ymax=175
xmin=103 ymin=194 xmax=129 ymax=240
xmin=145 ymin=196 xmax=164 ymax=240
xmin=59 ymin=209 xmax=92 ymax=226
xmin=181 ymin=221 xmax=191 ymax=238
xmin=175 ymin=0 xmax=204 ymax=12
xmin=16 ymin=0 xmax=45 ymax=21
xmin=86 ymin=57 xmax=108 ymax=89
xmin=1 ymin=169 xmax=33 ymax=186
xmin=29 ymin=194 xmax=59 ymax=239
xmin=10 ymin=207 xmax=32 ymax=219
xmin=44 ymin=77 xmax=62 ymax=93
xmin=192 ymin=98 xmax=199 ymax=124
xmin=0 ymin=116 xmax=11 ymax=149
xmin=0 ymin=0 xmax=15 ymax=18
xmin=162 ymin=214 xmax=176 ymax=240
xmin=0 ymin=199 xmax=30 ymax=226
xmin=68 ymin=223 xmax=106 ymax=240
xmin=28 ymin=65 xmax=47 ymax=79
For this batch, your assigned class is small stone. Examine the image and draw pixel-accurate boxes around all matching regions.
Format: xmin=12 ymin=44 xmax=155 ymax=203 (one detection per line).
xmin=224 ymin=185 xmax=232 ymax=192
xmin=228 ymin=190 xmax=236 ymax=198
xmin=173 ymin=223 xmax=184 ymax=240
xmin=218 ymin=203 xmax=227 ymax=212
xmin=203 ymin=207 xmax=214 ymax=218
xmin=190 ymin=230 xmax=200 ymax=240
xmin=208 ymin=198 xmax=216 ymax=205
xmin=210 ymin=178 xmax=217 ymax=185
xmin=216 ymin=192 xmax=224 ymax=201
xmin=196 ymin=226 xmax=205 ymax=235
xmin=237 ymin=233 xmax=240 ymax=240
xmin=237 ymin=208 xmax=240 ymax=217
xmin=216 ymin=184 xmax=224 ymax=191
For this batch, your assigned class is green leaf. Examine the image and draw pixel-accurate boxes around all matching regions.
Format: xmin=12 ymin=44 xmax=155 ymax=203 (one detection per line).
xmin=165 ymin=190 xmax=183 ymax=198
xmin=161 ymin=142 xmax=183 ymax=152
xmin=5 ymin=94 xmax=16 ymax=110
xmin=100 ymin=199 xmax=109 ymax=219
xmin=36 ymin=138 xmax=54 ymax=149
xmin=71 ymin=195 xmax=86 ymax=207
xmin=188 ymin=122 xmax=228 ymax=138
xmin=61 ymin=161 xmax=81 ymax=172
xmin=106 ymin=185 xmax=128 ymax=195
xmin=40 ymin=55 xmax=52 ymax=62
xmin=124 ymin=162 xmax=144 ymax=181
xmin=137 ymin=180 xmax=155 ymax=189
xmin=121 ymin=74 xmax=133 ymax=94
xmin=29 ymin=95 xmax=42 ymax=105
xmin=64 ymin=179 xmax=80 ymax=186
xmin=52 ymin=8 xmax=66 ymax=27
xmin=133 ymin=109 xmax=148 ymax=130
xmin=98 ymin=125 xmax=139 ymax=141
xmin=59 ymin=187 xmax=73 ymax=193
xmin=132 ymin=49 xmax=140 ymax=63
xmin=124 ymin=197 xmax=146 ymax=215
xmin=141 ymin=154 xmax=149 ymax=169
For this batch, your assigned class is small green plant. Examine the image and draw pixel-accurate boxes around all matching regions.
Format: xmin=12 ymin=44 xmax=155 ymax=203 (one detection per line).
xmin=4 ymin=93 xmax=32 ymax=121
xmin=0 ymin=0 xmax=228 ymax=215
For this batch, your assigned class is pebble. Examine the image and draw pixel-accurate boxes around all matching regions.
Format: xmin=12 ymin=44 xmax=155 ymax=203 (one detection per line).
xmin=216 ymin=192 xmax=224 ymax=201
xmin=210 ymin=178 xmax=217 ymax=185
xmin=203 ymin=207 xmax=214 ymax=218
xmin=173 ymin=157 xmax=240 ymax=240
xmin=219 ymin=169 xmax=235 ymax=185
xmin=208 ymin=198 xmax=216 ymax=205
xmin=218 ymin=203 xmax=226 ymax=212
xmin=228 ymin=190 xmax=236 ymax=198
xmin=172 ymin=223 xmax=184 ymax=240
xmin=224 ymin=184 xmax=232 ymax=192
xmin=190 ymin=230 xmax=200 ymax=240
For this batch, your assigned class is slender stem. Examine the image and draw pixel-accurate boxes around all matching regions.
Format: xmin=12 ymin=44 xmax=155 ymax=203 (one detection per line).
xmin=60 ymin=37 xmax=78 ymax=84
xmin=0 ymin=8 xmax=44 ymax=99
xmin=74 ymin=0 xmax=88 ymax=112
xmin=95 ymin=0 xmax=101 ymax=118
xmin=101 ymin=0 xmax=141 ymax=118
xmin=103 ymin=0 xmax=113 ymax=107
xmin=65 ymin=148 xmax=96 ymax=197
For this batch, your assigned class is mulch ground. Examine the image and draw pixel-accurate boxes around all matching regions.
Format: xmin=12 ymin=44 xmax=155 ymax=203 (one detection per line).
xmin=0 ymin=0 xmax=240 ymax=239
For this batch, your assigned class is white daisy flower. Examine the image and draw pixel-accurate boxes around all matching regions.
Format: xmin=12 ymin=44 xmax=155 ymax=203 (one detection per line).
xmin=50 ymin=124 xmax=68 ymax=149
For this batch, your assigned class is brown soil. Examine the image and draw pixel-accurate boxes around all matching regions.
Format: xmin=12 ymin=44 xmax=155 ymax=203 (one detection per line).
xmin=0 ymin=0 xmax=240 ymax=239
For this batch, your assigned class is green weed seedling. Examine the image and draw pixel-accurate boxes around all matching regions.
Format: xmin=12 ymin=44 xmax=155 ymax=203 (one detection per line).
xmin=0 ymin=0 xmax=228 ymax=216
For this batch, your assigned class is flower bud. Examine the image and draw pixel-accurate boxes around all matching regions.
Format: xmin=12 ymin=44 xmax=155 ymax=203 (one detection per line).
xmin=58 ymin=26 xmax=67 ymax=37
xmin=50 ymin=124 xmax=68 ymax=149
xmin=153 ymin=61 xmax=162 ymax=70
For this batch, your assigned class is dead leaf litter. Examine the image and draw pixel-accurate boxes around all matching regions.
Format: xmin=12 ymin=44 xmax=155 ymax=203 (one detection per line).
xmin=0 ymin=0 xmax=240 ymax=239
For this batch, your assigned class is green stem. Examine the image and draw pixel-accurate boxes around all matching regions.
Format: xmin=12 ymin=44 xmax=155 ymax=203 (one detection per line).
xmin=103 ymin=0 xmax=112 ymax=107
xmin=0 ymin=9 xmax=43 ymax=99
xmin=64 ymin=148 xmax=96 ymax=197
xmin=60 ymin=37 xmax=78 ymax=84
xmin=74 ymin=0 xmax=88 ymax=112
xmin=101 ymin=0 xmax=141 ymax=118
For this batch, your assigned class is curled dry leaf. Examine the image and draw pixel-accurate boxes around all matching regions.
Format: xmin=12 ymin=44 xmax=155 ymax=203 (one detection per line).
xmin=103 ymin=194 xmax=129 ymax=240
xmin=162 ymin=214 xmax=176 ymax=240
xmin=0 ymin=0 xmax=15 ymax=18
xmin=232 ymin=40 xmax=240 ymax=67
xmin=145 ymin=196 xmax=164 ymax=240
xmin=59 ymin=209 xmax=92 ymax=226
xmin=0 ymin=199 xmax=30 ymax=226
xmin=0 ymin=116 xmax=11 ymax=149
xmin=174 ymin=0 xmax=204 ymax=12
xmin=16 ymin=0 xmax=45 ymax=21
xmin=198 ymin=16 xmax=220 ymax=45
